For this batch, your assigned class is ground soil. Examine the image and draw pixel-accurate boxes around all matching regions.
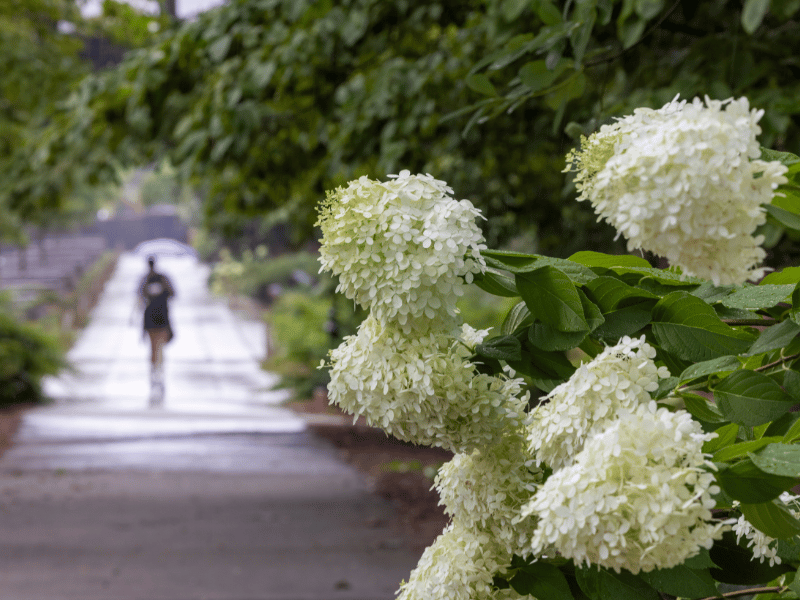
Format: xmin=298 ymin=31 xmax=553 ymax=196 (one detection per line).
xmin=0 ymin=404 xmax=27 ymax=460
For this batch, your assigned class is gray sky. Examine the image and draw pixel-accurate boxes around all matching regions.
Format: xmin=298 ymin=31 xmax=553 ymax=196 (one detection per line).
xmin=79 ymin=0 xmax=227 ymax=19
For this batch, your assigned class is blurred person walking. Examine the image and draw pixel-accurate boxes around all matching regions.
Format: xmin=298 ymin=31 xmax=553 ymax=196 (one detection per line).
xmin=138 ymin=255 xmax=175 ymax=406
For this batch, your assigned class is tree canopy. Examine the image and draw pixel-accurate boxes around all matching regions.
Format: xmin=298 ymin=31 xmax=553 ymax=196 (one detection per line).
xmin=4 ymin=0 xmax=799 ymax=253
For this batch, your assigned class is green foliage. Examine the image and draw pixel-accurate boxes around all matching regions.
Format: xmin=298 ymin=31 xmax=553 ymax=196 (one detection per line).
xmin=473 ymin=152 xmax=800 ymax=596
xmin=0 ymin=307 xmax=64 ymax=407
xmin=210 ymin=250 xmax=321 ymax=302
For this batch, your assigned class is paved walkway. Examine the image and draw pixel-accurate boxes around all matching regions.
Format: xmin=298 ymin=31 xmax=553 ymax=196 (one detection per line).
xmin=0 ymin=251 xmax=420 ymax=600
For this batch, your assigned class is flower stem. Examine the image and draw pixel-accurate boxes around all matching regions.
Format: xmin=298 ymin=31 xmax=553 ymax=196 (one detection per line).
xmin=700 ymin=586 xmax=785 ymax=600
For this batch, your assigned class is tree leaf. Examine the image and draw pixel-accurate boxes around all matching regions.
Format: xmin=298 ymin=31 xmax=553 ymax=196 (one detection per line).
xmin=466 ymin=73 xmax=498 ymax=96
xmin=576 ymin=565 xmax=658 ymax=600
xmin=568 ymin=251 xmax=651 ymax=269
xmin=638 ymin=565 xmax=718 ymax=599
xmin=721 ymin=284 xmax=793 ymax=310
xmin=713 ymin=437 xmax=783 ymax=462
xmin=518 ymin=60 xmax=560 ymax=92
xmin=502 ymin=301 xmax=533 ymax=335
xmin=746 ymin=320 xmax=800 ymax=356
xmin=750 ymin=443 xmax=800 ymax=478
xmin=765 ymin=204 xmax=800 ymax=231
xmin=651 ymin=292 xmax=755 ymax=362
xmin=703 ymin=422 xmax=739 ymax=454
xmin=682 ymin=392 xmax=727 ymax=424
xmin=761 ymin=267 xmax=800 ymax=285
xmin=716 ymin=458 xmax=798 ymax=503
xmin=529 ymin=322 xmax=587 ymax=351
xmin=761 ymin=147 xmax=800 ymax=167
xmin=740 ymin=500 xmax=800 ymax=539
xmin=516 ymin=266 xmax=587 ymax=332
xmin=593 ymin=304 xmax=653 ymax=340
xmin=510 ymin=562 xmax=574 ymax=600
xmin=714 ymin=370 xmax=796 ymax=426
xmin=584 ymin=276 xmax=657 ymax=312
xmin=476 ymin=335 xmax=522 ymax=362
xmin=473 ymin=267 xmax=519 ymax=297
xmin=679 ymin=355 xmax=741 ymax=382
xmin=742 ymin=0 xmax=772 ymax=34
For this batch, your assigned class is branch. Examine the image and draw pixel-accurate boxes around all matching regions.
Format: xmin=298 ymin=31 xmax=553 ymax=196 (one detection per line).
xmin=722 ymin=319 xmax=778 ymax=326
xmin=700 ymin=586 xmax=785 ymax=600
xmin=755 ymin=353 xmax=800 ymax=373
xmin=584 ymin=0 xmax=682 ymax=68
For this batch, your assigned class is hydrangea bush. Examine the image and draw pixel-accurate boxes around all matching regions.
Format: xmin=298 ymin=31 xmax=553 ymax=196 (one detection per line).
xmin=318 ymin=96 xmax=800 ymax=600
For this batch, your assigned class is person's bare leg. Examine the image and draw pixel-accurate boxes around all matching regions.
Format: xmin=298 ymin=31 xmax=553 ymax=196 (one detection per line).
xmin=148 ymin=329 xmax=167 ymax=407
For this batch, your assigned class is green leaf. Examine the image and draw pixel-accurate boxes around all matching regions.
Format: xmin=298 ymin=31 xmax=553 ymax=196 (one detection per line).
xmin=476 ymin=335 xmax=522 ymax=362
xmin=651 ymin=292 xmax=755 ymax=362
xmin=584 ymin=276 xmax=657 ymax=312
xmin=518 ymin=60 xmax=561 ymax=92
xmin=721 ymin=284 xmax=794 ymax=310
xmin=535 ymin=0 xmax=563 ymax=25
xmin=570 ymin=7 xmax=596 ymax=63
xmin=576 ymin=566 xmax=658 ymax=600
xmin=742 ymin=0 xmax=772 ymax=34
xmin=473 ymin=268 xmax=519 ymax=297
xmin=747 ymin=320 xmax=800 ymax=356
xmin=466 ymin=73 xmax=498 ymax=96
xmin=683 ymin=548 xmax=717 ymax=570
xmin=207 ymin=35 xmax=232 ymax=62
xmin=714 ymin=370 xmax=796 ymax=426
xmin=568 ymin=251 xmax=651 ymax=269
xmin=761 ymin=147 xmax=800 ymax=167
xmin=703 ymin=423 xmax=739 ymax=454
xmin=761 ymin=267 xmax=800 ymax=285
xmin=682 ymin=393 xmax=727 ymax=424
xmin=593 ymin=304 xmax=653 ymax=340
xmin=740 ymin=500 xmax=800 ymax=539
xmin=751 ymin=443 xmax=800 ymax=478
xmin=510 ymin=562 xmax=574 ymax=600
xmin=713 ymin=437 xmax=783 ymax=462
xmin=578 ymin=289 xmax=605 ymax=331
xmin=765 ymin=203 xmax=800 ymax=231
xmin=791 ymin=283 xmax=800 ymax=326
xmin=529 ymin=323 xmax=587 ymax=351
xmin=783 ymin=417 xmax=800 ymax=443
xmin=509 ymin=348 xmax=576 ymax=392
xmin=516 ymin=266 xmax=587 ymax=332
xmin=691 ymin=282 xmax=736 ymax=304
xmin=716 ymin=458 xmax=798 ymax=503
xmin=484 ymin=250 xmax=598 ymax=283
xmin=502 ymin=301 xmax=533 ymax=336
xmin=618 ymin=15 xmax=646 ymax=48
xmin=679 ymin=355 xmax=741 ymax=382
xmin=502 ymin=0 xmax=531 ymax=21
xmin=638 ymin=565 xmax=718 ymax=599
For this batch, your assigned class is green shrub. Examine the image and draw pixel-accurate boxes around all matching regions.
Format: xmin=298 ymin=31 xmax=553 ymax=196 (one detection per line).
xmin=0 ymin=312 xmax=64 ymax=407
xmin=457 ymin=286 xmax=519 ymax=332
xmin=264 ymin=288 xmax=366 ymax=399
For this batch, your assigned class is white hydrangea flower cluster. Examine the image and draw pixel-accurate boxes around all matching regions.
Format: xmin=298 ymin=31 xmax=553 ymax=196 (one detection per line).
xmin=435 ymin=431 xmax=542 ymax=556
xmin=523 ymin=402 xmax=723 ymax=574
xmin=528 ymin=335 xmax=670 ymax=470
xmin=733 ymin=493 xmax=800 ymax=566
xmin=397 ymin=523 xmax=524 ymax=600
xmin=317 ymin=170 xmax=486 ymax=331
xmin=327 ymin=315 xmax=529 ymax=453
xmin=565 ymin=95 xmax=788 ymax=285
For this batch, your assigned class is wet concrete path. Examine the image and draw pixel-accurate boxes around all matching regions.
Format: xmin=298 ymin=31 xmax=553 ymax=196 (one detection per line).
xmin=0 ymin=250 xmax=419 ymax=600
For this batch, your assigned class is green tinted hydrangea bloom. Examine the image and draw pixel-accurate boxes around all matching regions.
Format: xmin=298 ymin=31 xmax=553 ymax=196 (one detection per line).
xmin=435 ymin=429 xmax=542 ymax=556
xmin=397 ymin=523 xmax=523 ymax=600
xmin=326 ymin=316 xmax=528 ymax=453
xmin=317 ymin=170 xmax=486 ymax=332
xmin=528 ymin=335 xmax=670 ymax=470
xmin=565 ymin=96 xmax=788 ymax=285
xmin=523 ymin=402 xmax=722 ymax=574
